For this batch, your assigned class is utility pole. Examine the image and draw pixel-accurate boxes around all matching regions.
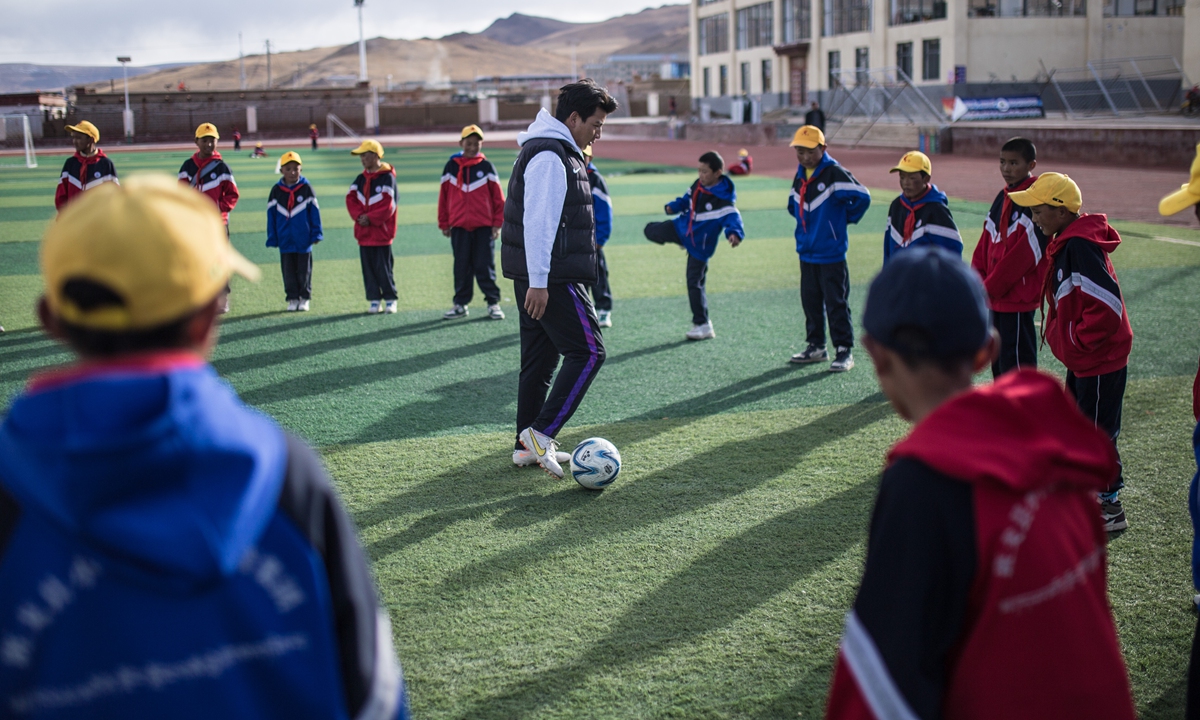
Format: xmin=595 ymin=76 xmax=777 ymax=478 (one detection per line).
xmin=355 ymin=0 xmax=368 ymax=83
xmin=117 ymin=56 xmax=133 ymax=142
xmin=264 ymin=39 xmax=272 ymax=89
xmin=238 ymin=32 xmax=246 ymax=90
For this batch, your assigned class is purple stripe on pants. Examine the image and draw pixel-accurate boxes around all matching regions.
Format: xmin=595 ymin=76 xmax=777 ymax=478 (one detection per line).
xmin=544 ymin=284 xmax=600 ymax=436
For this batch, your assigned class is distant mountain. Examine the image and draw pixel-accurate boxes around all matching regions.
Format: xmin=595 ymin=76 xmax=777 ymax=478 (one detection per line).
xmin=0 ymin=63 xmax=190 ymax=94
xmin=479 ymin=13 xmax=578 ymax=46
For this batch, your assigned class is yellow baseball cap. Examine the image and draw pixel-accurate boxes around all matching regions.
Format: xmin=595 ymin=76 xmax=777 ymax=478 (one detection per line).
xmin=790 ymin=125 xmax=826 ymax=149
xmin=65 ymin=121 xmax=99 ymax=143
xmin=279 ymin=151 xmax=302 ymax=166
xmin=461 ymin=124 xmax=484 ymax=140
xmin=891 ymin=150 xmax=932 ymax=175
xmin=41 ymin=174 xmax=260 ymax=331
xmin=350 ymin=139 xmax=384 ymax=157
xmin=738 ymin=148 xmax=749 ymax=158
xmin=1008 ymin=172 xmax=1082 ymax=214
xmin=195 ymin=123 xmax=220 ymax=139
xmin=1159 ymin=143 xmax=1200 ymax=216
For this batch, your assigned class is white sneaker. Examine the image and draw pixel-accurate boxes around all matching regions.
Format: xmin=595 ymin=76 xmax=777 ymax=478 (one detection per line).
xmin=513 ymin=448 xmax=572 ymax=467
xmin=287 ymin=299 xmax=299 ymax=312
xmin=518 ymin=427 xmax=564 ymax=479
xmin=443 ymin=304 xmax=468 ymax=320
xmin=384 ymin=301 xmax=398 ymax=314
xmin=487 ymin=304 xmax=505 ymax=320
xmin=219 ymin=295 xmax=231 ymax=314
xmin=367 ymin=301 xmax=381 ymax=314
xmin=597 ymin=310 xmax=612 ymax=328
xmin=685 ymin=321 xmax=715 ymax=341
xmin=297 ymin=299 xmax=310 ymax=312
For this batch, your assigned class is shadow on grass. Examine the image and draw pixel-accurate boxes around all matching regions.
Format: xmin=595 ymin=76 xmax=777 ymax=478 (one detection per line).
xmin=1122 ymin=264 xmax=1200 ymax=306
xmin=0 ymin=336 xmax=69 ymax=365
xmin=218 ymin=311 xmax=367 ymax=345
xmin=448 ymin=477 xmax=879 ymax=720
xmin=1141 ymin=678 xmax=1187 ymax=720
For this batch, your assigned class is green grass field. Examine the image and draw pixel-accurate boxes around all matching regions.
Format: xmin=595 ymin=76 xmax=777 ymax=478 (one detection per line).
xmin=3 ymin=145 xmax=1200 ymax=718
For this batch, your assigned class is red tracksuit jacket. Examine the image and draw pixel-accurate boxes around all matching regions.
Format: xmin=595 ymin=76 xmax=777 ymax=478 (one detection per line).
xmin=178 ymin=151 xmax=239 ymax=223
xmin=970 ymin=176 xmax=1050 ymax=312
xmin=437 ymin=153 xmax=504 ymax=232
xmin=826 ymin=370 xmax=1135 ymax=720
xmin=345 ymin=163 xmax=398 ymax=246
xmin=55 ymin=149 xmax=119 ymax=211
xmin=1042 ymin=213 xmax=1133 ymax=377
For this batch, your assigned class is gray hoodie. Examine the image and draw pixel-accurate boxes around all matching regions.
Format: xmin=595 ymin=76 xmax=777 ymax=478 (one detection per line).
xmin=515 ymin=109 xmax=583 ymax=287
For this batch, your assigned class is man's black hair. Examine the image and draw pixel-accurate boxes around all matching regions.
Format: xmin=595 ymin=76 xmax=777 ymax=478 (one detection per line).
xmin=887 ymin=325 xmax=978 ymax=375
xmin=1001 ymin=137 xmax=1036 ymax=163
xmin=57 ymin=278 xmax=195 ymax=358
xmin=699 ymin=151 xmax=724 ymax=173
xmin=554 ymin=79 xmax=618 ymax=123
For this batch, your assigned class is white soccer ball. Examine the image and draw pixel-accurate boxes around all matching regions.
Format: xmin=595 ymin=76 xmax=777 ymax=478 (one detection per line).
xmin=570 ymin=437 xmax=621 ymax=490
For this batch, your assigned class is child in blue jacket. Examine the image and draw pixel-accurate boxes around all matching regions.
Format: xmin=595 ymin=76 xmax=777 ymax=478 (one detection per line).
xmin=787 ymin=126 xmax=871 ymax=371
xmin=884 ymin=150 xmax=962 ymax=263
xmin=267 ymin=151 xmax=323 ymax=311
xmin=584 ymin=145 xmax=614 ymax=327
xmin=644 ymin=151 xmax=744 ymax=341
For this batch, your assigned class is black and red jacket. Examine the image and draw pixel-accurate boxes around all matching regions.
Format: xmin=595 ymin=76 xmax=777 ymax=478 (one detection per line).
xmin=437 ymin=153 xmax=504 ymax=232
xmin=970 ymin=176 xmax=1051 ymax=312
xmin=345 ymin=163 xmax=397 ymax=246
xmin=178 ymin=151 xmax=239 ymax=224
xmin=826 ymin=370 xmax=1135 ymax=720
xmin=1041 ymin=213 xmax=1133 ymax=377
xmin=55 ymin=150 xmax=118 ymax=211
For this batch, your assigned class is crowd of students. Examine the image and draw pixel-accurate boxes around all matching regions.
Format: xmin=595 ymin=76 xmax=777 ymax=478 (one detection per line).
xmin=15 ymin=89 xmax=1200 ymax=717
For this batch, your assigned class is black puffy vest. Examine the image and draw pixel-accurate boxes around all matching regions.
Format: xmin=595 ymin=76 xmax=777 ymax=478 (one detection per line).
xmin=500 ymin=138 xmax=597 ymax=284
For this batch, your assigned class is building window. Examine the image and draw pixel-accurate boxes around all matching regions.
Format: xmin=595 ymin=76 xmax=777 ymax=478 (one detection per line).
xmin=703 ymin=67 xmax=712 ymax=97
xmin=890 ymin=0 xmax=947 ymax=24
xmin=699 ymin=14 xmax=730 ymax=55
xmin=740 ymin=62 xmax=751 ymax=94
xmin=783 ymin=0 xmax=812 ymax=42
xmin=762 ymin=59 xmax=773 ymax=93
xmin=719 ymin=64 xmax=729 ymax=95
xmin=921 ymin=38 xmax=940 ymax=81
xmin=855 ymin=47 xmax=870 ymax=85
xmin=896 ymin=41 xmax=913 ymax=81
xmin=968 ymin=0 xmax=1086 ymax=15
xmin=828 ymin=50 xmax=842 ymax=88
xmin=823 ymin=0 xmax=873 ymax=36
xmin=736 ymin=2 xmax=775 ymax=49
xmin=698 ymin=0 xmax=723 ymax=5
xmin=1103 ymin=0 xmax=1183 ymax=14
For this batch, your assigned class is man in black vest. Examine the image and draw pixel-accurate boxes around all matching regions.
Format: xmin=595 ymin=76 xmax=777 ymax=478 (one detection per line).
xmin=804 ymin=101 xmax=826 ymax=132
xmin=501 ymin=79 xmax=618 ymax=478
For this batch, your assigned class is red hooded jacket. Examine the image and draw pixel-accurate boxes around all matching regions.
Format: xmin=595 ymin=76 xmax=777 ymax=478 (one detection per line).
xmin=437 ymin=153 xmax=504 ymax=232
xmin=55 ymin=149 xmax=119 ymax=211
xmin=1041 ymin=213 xmax=1133 ymax=377
xmin=178 ymin=151 xmax=239 ymax=223
xmin=345 ymin=163 xmax=398 ymax=246
xmin=826 ymin=370 xmax=1134 ymax=720
xmin=970 ymin=176 xmax=1050 ymax=312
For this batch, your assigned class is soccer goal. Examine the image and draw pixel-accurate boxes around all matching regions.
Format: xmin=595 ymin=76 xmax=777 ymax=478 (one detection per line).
xmin=0 ymin=115 xmax=37 ymax=169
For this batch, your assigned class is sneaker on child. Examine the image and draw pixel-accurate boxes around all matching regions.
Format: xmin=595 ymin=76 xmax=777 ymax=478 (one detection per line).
xmin=287 ymin=299 xmax=299 ymax=312
xmin=368 ymin=301 xmax=381 ymax=314
xmin=518 ymin=427 xmax=564 ymax=479
xmin=297 ymin=299 xmax=310 ymax=312
xmin=830 ymin=346 xmax=854 ymax=372
xmin=597 ymin=310 xmax=612 ymax=328
xmin=443 ymin=304 xmax=468 ymax=320
xmin=686 ymin=321 xmax=715 ymax=341
xmin=1100 ymin=494 xmax=1128 ymax=532
xmin=513 ymin=448 xmax=572 ymax=467
xmin=790 ymin=344 xmax=828 ymax=364
xmin=384 ymin=301 xmax=398 ymax=314
xmin=487 ymin=304 xmax=505 ymax=320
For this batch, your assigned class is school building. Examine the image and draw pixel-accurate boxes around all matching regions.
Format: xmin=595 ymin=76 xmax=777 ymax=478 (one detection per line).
xmin=689 ymin=0 xmax=1196 ymax=108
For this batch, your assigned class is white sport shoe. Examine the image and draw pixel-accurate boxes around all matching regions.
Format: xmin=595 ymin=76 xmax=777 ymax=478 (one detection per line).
xmin=685 ymin=321 xmax=715 ymax=341
xmin=597 ymin=310 xmax=612 ymax=328
xmin=287 ymin=299 xmax=299 ymax=312
xmin=487 ymin=304 xmax=506 ymax=320
xmin=297 ymin=299 xmax=310 ymax=312
xmin=513 ymin=448 xmax=572 ymax=467
xmin=367 ymin=301 xmax=381 ymax=314
xmin=443 ymin=304 xmax=468 ymax=320
xmin=518 ymin=427 xmax=564 ymax=479
xmin=829 ymin=346 xmax=855 ymax=372
xmin=384 ymin=301 xmax=398 ymax=314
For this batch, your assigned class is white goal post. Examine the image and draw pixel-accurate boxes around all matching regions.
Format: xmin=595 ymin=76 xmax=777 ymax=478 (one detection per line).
xmin=0 ymin=115 xmax=37 ymax=169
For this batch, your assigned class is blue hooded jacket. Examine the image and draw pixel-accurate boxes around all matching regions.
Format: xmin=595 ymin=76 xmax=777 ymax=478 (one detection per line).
xmin=267 ymin=176 xmax=323 ymax=254
xmin=586 ymin=162 xmax=612 ymax=247
xmin=883 ymin=184 xmax=962 ymax=263
xmin=788 ymin=153 xmax=871 ymax=264
xmin=666 ymin=175 xmax=745 ymax=262
xmin=0 ymin=357 xmax=407 ymax=720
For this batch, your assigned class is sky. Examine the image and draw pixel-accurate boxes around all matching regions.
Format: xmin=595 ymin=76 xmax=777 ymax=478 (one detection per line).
xmin=0 ymin=1 xmax=678 ymax=68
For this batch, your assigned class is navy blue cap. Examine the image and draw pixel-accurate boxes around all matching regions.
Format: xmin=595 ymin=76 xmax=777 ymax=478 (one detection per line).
xmin=863 ymin=246 xmax=990 ymax=359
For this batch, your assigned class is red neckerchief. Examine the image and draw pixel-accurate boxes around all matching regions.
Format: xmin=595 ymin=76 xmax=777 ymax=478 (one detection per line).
xmin=277 ymin=180 xmax=301 ymax=211
xmin=898 ymin=188 xmax=931 ymax=243
xmin=456 ymin=154 xmax=486 ymax=193
xmin=74 ymin=149 xmax=106 ymax=187
xmin=1000 ymin=175 xmax=1037 ymax=239
xmin=795 ymin=170 xmax=815 ymax=232
xmin=27 ymin=350 xmax=205 ymax=394
xmin=687 ymin=182 xmax=715 ymax=238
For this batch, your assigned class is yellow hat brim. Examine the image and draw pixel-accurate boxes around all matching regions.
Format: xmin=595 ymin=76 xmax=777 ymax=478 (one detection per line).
xmin=1159 ymin=184 xmax=1200 ymax=216
xmin=1006 ymin=189 xmax=1041 ymax=208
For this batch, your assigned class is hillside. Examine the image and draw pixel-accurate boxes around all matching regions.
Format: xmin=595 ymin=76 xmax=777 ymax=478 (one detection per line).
xmin=0 ymin=62 xmax=188 ymax=94
xmin=80 ymin=4 xmax=688 ymax=93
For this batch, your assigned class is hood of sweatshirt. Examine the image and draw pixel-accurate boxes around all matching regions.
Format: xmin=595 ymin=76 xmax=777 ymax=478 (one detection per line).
xmin=889 ymin=370 xmax=1118 ymax=493
xmin=75 ymin=148 xmax=108 ymax=166
xmin=899 ymin=183 xmax=948 ymax=209
xmin=190 ymin=150 xmax=223 ymax=167
xmin=795 ymin=151 xmax=840 ymax=181
xmin=696 ymin=174 xmax=737 ymax=203
xmin=1047 ymin=212 xmax=1121 ymax=259
xmin=517 ymin=109 xmax=581 ymax=153
xmin=0 ymin=353 xmax=288 ymax=586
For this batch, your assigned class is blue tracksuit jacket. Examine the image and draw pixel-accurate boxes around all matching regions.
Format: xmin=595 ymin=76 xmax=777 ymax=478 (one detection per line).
xmin=267 ymin=176 xmax=323 ymax=253
xmin=883 ymin=184 xmax=962 ymax=263
xmin=587 ymin=161 xmax=612 ymax=246
xmin=788 ymin=153 xmax=871 ymax=264
xmin=666 ymin=175 xmax=745 ymax=262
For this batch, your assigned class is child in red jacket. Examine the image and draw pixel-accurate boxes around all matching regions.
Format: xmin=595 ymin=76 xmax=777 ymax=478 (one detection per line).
xmin=345 ymin=140 xmax=398 ymax=314
xmin=437 ymin=124 xmax=505 ymax=321
xmin=1010 ymin=172 xmax=1134 ymax=532
xmin=970 ymin=137 xmax=1050 ymax=377
xmin=54 ymin=120 xmax=118 ymax=212
xmin=179 ymin=122 xmax=239 ymax=312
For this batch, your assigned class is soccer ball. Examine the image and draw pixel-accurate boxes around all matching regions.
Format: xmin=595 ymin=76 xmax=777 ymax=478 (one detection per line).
xmin=570 ymin=437 xmax=621 ymax=490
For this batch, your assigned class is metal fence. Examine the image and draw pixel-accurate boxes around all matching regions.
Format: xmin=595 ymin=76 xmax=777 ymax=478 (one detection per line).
xmin=822 ymin=66 xmax=945 ymax=146
xmin=1046 ymin=55 xmax=1189 ymax=117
